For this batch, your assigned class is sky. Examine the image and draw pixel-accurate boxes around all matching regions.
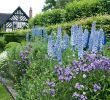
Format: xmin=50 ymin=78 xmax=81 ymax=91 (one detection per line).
xmin=0 ymin=0 xmax=46 ymax=17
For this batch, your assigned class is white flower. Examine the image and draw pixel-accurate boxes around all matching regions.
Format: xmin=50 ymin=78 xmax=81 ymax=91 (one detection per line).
xmin=83 ymin=74 xmax=86 ymax=78
xmin=0 ymin=51 xmax=8 ymax=62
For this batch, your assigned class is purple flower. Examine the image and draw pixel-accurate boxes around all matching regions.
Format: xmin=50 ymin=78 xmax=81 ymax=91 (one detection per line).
xmin=72 ymin=92 xmax=87 ymax=100
xmin=93 ymin=84 xmax=101 ymax=92
xmin=64 ymin=67 xmax=72 ymax=76
xmin=75 ymin=83 xmax=84 ymax=90
xmin=80 ymin=94 xmax=88 ymax=100
xmin=72 ymin=92 xmax=80 ymax=98
xmin=58 ymin=75 xmax=64 ymax=82
xmin=54 ymin=66 xmax=63 ymax=75
xmin=50 ymin=89 xmax=55 ymax=96
xmin=47 ymin=81 xmax=55 ymax=88
xmin=64 ymin=75 xmax=72 ymax=82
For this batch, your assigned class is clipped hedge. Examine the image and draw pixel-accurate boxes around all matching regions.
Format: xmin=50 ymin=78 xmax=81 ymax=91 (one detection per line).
xmin=4 ymin=34 xmax=26 ymax=43
xmin=65 ymin=0 xmax=108 ymax=21
xmin=0 ymin=32 xmax=14 ymax=36
xmin=29 ymin=0 xmax=110 ymax=26
xmin=46 ymin=15 xmax=110 ymax=40
xmin=0 ymin=29 xmax=31 ymax=43
xmin=29 ymin=9 xmax=66 ymax=27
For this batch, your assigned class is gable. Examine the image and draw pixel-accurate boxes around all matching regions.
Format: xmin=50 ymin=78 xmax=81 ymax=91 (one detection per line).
xmin=8 ymin=6 xmax=29 ymax=22
xmin=0 ymin=6 xmax=29 ymax=28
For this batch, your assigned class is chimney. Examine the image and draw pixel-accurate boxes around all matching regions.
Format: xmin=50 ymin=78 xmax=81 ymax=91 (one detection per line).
xmin=29 ymin=7 xmax=32 ymax=18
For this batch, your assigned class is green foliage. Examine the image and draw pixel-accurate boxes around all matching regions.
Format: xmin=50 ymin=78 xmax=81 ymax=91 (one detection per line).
xmin=42 ymin=0 xmax=73 ymax=11
xmin=0 ymin=32 xmax=14 ymax=37
xmin=29 ymin=9 xmax=66 ymax=27
xmin=42 ymin=0 xmax=56 ymax=11
xmin=0 ymin=37 xmax=6 ymax=49
xmin=4 ymin=34 xmax=26 ymax=43
xmin=0 ymin=35 xmax=109 ymax=99
xmin=65 ymin=0 xmax=103 ymax=21
xmin=0 ymin=83 xmax=12 ymax=100
xmin=29 ymin=8 xmax=66 ymax=26
xmin=46 ymin=15 xmax=110 ymax=39
xmin=103 ymin=41 xmax=110 ymax=58
xmin=30 ymin=0 xmax=110 ymax=26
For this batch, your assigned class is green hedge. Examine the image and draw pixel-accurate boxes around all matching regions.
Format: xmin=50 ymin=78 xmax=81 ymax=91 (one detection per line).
xmin=29 ymin=0 xmax=110 ymax=26
xmin=46 ymin=15 xmax=110 ymax=40
xmin=29 ymin=9 xmax=66 ymax=27
xmin=65 ymin=0 xmax=102 ymax=21
xmin=4 ymin=34 xmax=26 ymax=43
xmin=0 ymin=29 xmax=31 ymax=43
xmin=0 ymin=37 xmax=6 ymax=49
xmin=0 ymin=32 xmax=14 ymax=36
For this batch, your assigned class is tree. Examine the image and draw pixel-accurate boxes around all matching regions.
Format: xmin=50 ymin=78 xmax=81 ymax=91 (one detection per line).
xmin=56 ymin=0 xmax=73 ymax=9
xmin=42 ymin=0 xmax=74 ymax=11
xmin=42 ymin=0 xmax=56 ymax=11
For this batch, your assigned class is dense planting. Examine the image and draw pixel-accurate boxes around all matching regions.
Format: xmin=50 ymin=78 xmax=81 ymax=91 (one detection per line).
xmin=0 ymin=22 xmax=110 ymax=100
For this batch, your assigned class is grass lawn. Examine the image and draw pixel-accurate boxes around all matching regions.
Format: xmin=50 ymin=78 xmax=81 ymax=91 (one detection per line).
xmin=0 ymin=83 xmax=12 ymax=100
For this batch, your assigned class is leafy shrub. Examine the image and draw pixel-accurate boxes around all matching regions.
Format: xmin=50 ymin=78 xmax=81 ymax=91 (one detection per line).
xmin=65 ymin=0 xmax=103 ymax=21
xmin=0 ymin=32 xmax=14 ymax=37
xmin=0 ymin=37 xmax=6 ymax=49
xmin=29 ymin=9 xmax=66 ymax=26
xmin=29 ymin=0 xmax=110 ymax=26
xmin=4 ymin=34 xmax=26 ymax=43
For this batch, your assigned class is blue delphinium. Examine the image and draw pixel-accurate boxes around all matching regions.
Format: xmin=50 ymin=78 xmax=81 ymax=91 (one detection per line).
xmin=92 ymin=30 xmax=99 ymax=53
xmin=47 ymin=35 xmax=54 ymax=58
xmin=71 ymin=25 xmax=78 ymax=50
xmin=32 ymin=26 xmax=36 ymax=39
xmin=57 ymin=47 xmax=62 ymax=65
xmin=98 ymin=28 xmax=106 ymax=51
xmin=62 ymin=34 xmax=69 ymax=51
xmin=26 ymin=33 xmax=29 ymax=42
xmin=77 ymin=26 xmax=84 ymax=59
xmin=89 ymin=22 xmax=96 ymax=51
xmin=83 ymin=29 xmax=89 ymax=48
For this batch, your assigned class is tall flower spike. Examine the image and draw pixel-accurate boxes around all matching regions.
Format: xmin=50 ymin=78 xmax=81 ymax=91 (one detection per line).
xmin=57 ymin=26 xmax=62 ymax=46
xmin=32 ymin=26 xmax=35 ymax=39
xmin=92 ymin=30 xmax=99 ymax=53
xmin=57 ymin=47 xmax=62 ymax=65
xmin=98 ymin=29 xmax=106 ymax=51
xmin=83 ymin=29 xmax=89 ymax=48
xmin=26 ymin=33 xmax=29 ymax=42
xmin=77 ymin=25 xmax=84 ymax=59
xmin=63 ymin=34 xmax=69 ymax=51
xmin=71 ymin=25 xmax=78 ymax=50
xmin=89 ymin=22 xmax=96 ymax=51
xmin=47 ymin=35 xmax=54 ymax=58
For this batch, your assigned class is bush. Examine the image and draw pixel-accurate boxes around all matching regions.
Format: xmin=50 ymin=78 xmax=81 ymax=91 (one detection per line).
xmin=29 ymin=0 xmax=110 ymax=26
xmin=4 ymin=34 xmax=26 ymax=43
xmin=46 ymin=15 xmax=110 ymax=39
xmin=65 ymin=0 xmax=103 ymax=21
xmin=0 ymin=37 xmax=6 ymax=49
xmin=0 ymin=32 xmax=14 ymax=37
xmin=29 ymin=9 xmax=66 ymax=26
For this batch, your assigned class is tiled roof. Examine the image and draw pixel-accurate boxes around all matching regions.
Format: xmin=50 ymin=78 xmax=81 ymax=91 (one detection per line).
xmin=0 ymin=13 xmax=11 ymax=27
